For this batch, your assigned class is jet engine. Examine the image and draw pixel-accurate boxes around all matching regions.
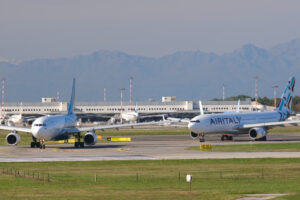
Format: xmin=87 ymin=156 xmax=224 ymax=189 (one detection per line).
xmin=249 ymin=127 xmax=267 ymax=139
xmin=6 ymin=132 xmax=21 ymax=145
xmin=84 ymin=131 xmax=98 ymax=145
xmin=190 ymin=131 xmax=199 ymax=139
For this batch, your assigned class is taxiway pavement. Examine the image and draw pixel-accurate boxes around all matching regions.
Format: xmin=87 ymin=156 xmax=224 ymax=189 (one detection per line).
xmin=1 ymin=134 xmax=300 ymax=162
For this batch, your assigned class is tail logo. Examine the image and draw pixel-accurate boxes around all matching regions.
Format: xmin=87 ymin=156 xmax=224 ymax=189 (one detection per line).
xmin=277 ymin=77 xmax=295 ymax=112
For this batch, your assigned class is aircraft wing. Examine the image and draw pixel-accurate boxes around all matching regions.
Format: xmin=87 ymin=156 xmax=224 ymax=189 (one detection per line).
xmin=240 ymin=120 xmax=300 ymax=129
xmin=23 ymin=117 xmax=38 ymax=123
xmin=167 ymin=117 xmax=190 ymax=123
xmin=139 ymin=114 xmax=165 ymax=119
xmin=62 ymin=121 xmax=166 ymax=134
xmin=0 ymin=125 xmax=32 ymax=133
xmin=167 ymin=124 xmax=188 ymax=128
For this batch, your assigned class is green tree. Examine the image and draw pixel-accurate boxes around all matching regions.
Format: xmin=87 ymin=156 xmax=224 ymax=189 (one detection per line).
xmin=211 ymin=95 xmax=251 ymax=101
xmin=211 ymin=95 xmax=300 ymax=112
xmin=257 ymin=97 xmax=274 ymax=106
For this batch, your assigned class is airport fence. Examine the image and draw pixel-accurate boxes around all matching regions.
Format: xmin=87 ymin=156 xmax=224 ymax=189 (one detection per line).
xmin=1 ymin=167 xmax=51 ymax=182
xmin=1 ymin=167 xmax=297 ymax=185
xmin=89 ymin=167 xmax=299 ymax=184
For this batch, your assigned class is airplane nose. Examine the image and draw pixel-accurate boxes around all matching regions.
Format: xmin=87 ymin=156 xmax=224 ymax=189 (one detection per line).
xmin=32 ymin=126 xmax=41 ymax=138
xmin=188 ymin=122 xmax=195 ymax=130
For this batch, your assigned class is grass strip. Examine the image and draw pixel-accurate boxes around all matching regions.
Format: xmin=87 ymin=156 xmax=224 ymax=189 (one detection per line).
xmin=1 ymin=158 xmax=300 ymax=199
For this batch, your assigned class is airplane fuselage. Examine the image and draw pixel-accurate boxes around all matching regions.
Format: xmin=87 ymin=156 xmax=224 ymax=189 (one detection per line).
xmin=188 ymin=111 xmax=284 ymax=134
xmin=9 ymin=114 xmax=23 ymax=124
xmin=121 ymin=111 xmax=138 ymax=122
xmin=31 ymin=114 xmax=77 ymax=141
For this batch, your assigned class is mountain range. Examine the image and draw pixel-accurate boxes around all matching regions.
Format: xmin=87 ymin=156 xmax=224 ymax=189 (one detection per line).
xmin=1 ymin=39 xmax=300 ymax=102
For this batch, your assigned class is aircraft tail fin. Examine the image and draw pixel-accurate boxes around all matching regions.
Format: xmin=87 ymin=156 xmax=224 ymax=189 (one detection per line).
xmin=135 ymin=102 xmax=139 ymax=112
xmin=199 ymin=101 xmax=204 ymax=115
xmin=236 ymin=99 xmax=240 ymax=113
xmin=277 ymin=77 xmax=295 ymax=112
xmin=68 ymin=78 xmax=76 ymax=115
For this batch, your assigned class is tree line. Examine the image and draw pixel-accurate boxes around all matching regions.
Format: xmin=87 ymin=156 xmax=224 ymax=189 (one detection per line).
xmin=211 ymin=95 xmax=300 ymax=112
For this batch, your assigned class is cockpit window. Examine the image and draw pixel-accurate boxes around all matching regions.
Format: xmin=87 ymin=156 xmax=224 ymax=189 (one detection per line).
xmin=190 ymin=120 xmax=200 ymax=123
xmin=34 ymin=124 xmax=46 ymax=127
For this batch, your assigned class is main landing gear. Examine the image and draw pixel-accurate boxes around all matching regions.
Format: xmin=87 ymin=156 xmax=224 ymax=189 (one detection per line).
xmin=255 ymin=136 xmax=267 ymax=141
xmin=30 ymin=136 xmax=45 ymax=149
xmin=74 ymin=133 xmax=84 ymax=148
xmin=221 ymin=135 xmax=233 ymax=141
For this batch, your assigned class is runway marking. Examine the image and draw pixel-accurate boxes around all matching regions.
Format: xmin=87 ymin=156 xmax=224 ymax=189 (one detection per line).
xmin=24 ymin=149 xmax=88 ymax=153
xmin=236 ymin=193 xmax=286 ymax=200
xmin=117 ymin=148 xmax=132 ymax=152
xmin=0 ymin=152 xmax=18 ymax=157
xmin=25 ymin=149 xmax=50 ymax=153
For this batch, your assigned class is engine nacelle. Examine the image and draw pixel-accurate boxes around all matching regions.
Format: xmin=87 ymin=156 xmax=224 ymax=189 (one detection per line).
xmin=6 ymin=132 xmax=21 ymax=145
xmin=190 ymin=131 xmax=199 ymax=139
xmin=249 ymin=127 xmax=267 ymax=139
xmin=84 ymin=131 xmax=98 ymax=145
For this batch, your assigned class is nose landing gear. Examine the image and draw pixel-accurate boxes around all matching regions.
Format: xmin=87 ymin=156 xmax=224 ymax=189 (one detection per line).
xmin=40 ymin=139 xmax=46 ymax=149
xmin=30 ymin=137 xmax=46 ymax=149
xmin=199 ymin=133 xmax=205 ymax=142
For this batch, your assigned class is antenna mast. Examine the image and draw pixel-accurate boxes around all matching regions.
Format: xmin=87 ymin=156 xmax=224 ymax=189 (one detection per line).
xmin=104 ymin=86 xmax=106 ymax=102
xmin=57 ymin=89 xmax=60 ymax=101
xmin=1 ymin=78 xmax=6 ymax=118
xmin=272 ymin=85 xmax=278 ymax=108
xmin=254 ymin=76 xmax=258 ymax=103
xmin=222 ymin=84 xmax=225 ymax=101
xmin=120 ymin=88 xmax=125 ymax=111
xmin=129 ymin=76 xmax=133 ymax=110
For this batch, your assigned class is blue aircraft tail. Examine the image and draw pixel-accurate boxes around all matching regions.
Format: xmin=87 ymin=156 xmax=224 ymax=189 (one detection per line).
xmin=68 ymin=78 xmax=76 ymax=115
xmin=277 ymin=76 xmax=295 ymax=112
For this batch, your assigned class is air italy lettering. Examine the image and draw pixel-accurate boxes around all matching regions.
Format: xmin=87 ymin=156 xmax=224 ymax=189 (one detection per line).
xmin=210 ymin=116 xmax=241 ymax=125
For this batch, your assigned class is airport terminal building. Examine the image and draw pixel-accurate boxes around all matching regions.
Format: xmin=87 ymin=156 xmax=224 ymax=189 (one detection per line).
xmin=0 ymin=97 xmax=273 ymax=117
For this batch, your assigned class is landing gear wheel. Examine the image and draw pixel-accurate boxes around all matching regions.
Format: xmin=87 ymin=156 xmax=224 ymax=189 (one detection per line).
xmin=255 ymin=136 xmax=267 ymax=141
xmin=30 ymin=141 xmax=42 ymax=148
xmin=30 ymin=142 xmax=40 ymax=148
xmin=31 ymin=136 xmax=39 ymax=148
xmin=221 ymin=135 xmax=233 ymax=141
xmin=221 ymin=135 xmax=229 ymax=141
xmin=221 ymin=135 xmax=225 ymax=141
xmin=74 ymin=133 xmax=84 ymax=148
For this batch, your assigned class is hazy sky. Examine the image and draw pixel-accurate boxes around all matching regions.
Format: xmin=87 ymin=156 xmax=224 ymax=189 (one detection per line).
xmin=1 ymin=0 xmax=300 ymax=61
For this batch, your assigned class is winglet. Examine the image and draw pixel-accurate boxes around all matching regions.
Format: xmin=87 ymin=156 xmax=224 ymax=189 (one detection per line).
xmin=199 ymin=101 xmax=204 ymax=115
xmin=68 ymin=78 xmax=76 ymax=115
